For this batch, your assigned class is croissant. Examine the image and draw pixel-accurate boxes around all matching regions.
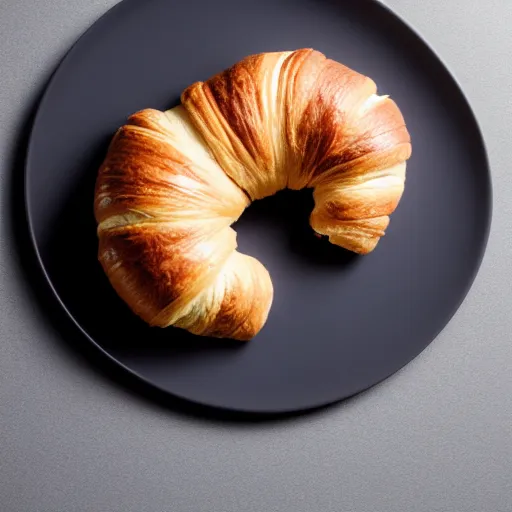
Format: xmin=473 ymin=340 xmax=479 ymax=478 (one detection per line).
xmin=94 ymin=49 xmax=412 ymax=341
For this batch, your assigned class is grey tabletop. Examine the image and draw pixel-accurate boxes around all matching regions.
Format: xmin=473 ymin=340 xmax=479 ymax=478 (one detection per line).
xmin=1 ymin=1 xmax=511 ymax=511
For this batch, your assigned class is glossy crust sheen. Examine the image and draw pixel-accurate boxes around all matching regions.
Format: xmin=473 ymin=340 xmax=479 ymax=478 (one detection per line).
xmin=94 ymin=49 xmax=412 ymax=340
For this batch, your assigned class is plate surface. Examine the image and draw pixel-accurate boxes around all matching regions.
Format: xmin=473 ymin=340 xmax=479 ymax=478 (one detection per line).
xmin=26 ymin=0 xmax=492 ymax=413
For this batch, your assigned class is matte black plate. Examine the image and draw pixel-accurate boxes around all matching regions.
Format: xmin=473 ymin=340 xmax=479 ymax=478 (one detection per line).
xmin=25 ymin=0 xmax=492 ymax=414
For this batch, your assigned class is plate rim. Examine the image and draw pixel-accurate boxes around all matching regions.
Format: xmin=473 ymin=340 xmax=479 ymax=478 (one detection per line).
xmin=24 ymin=0 xmax=494 ymax=415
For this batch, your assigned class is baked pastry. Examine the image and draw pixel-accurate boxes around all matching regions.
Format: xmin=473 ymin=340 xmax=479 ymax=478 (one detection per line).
xmin=94 ymin=49 xmax=411 ymax=341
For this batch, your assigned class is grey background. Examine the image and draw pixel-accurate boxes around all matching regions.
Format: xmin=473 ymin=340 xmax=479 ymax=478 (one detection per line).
xmin=0 ymin=0 xmax=510 ymax=510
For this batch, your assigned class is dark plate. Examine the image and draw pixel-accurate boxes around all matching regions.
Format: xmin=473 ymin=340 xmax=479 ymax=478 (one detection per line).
xmin=25 ymin=0 xmax=492 ymax=414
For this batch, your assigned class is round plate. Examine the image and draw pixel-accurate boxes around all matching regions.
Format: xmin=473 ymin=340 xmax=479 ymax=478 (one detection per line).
xmin=26 ymin=0 xmax=492 ymax=414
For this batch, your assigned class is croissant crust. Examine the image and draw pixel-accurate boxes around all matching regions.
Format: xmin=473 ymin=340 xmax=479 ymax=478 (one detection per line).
xmin=94 ymin=49 xmax=411 ymax=340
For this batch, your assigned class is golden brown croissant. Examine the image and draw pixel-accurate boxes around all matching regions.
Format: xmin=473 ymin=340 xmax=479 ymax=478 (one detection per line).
xmin=94 ymin=49 xmax=412 ymax=341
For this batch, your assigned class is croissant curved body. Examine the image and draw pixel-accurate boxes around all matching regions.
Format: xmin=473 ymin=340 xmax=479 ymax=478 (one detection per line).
xmin=94 ymin=49 xmax=412 ymax=340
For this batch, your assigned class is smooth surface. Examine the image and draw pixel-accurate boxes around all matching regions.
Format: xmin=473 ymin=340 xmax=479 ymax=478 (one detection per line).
xmin=25 ymin=0 xmax=491 ymax=413
xmin=1 ymin=0 xmax=511 ymax=509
